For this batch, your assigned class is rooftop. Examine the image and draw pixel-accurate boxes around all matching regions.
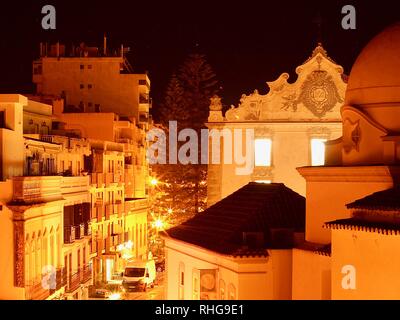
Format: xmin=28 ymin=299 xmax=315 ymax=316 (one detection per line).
xmin=164 ymin=182 xmax=305 ymax=257
xmin=346 ymin=186 xmax=400 ymax=211
xmin=325 ymin=218 xmax=400 ymax=236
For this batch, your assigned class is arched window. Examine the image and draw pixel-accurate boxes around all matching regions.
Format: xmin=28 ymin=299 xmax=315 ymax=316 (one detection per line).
xmin=219 ymin=279 xmax=226 ymax=300
xmin=228 ymin=283 xmax=236 ymax=300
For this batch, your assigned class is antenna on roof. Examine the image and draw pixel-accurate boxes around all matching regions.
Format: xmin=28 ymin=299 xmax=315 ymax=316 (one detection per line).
xmin=103 ymin=33 xmax=107 ymax=56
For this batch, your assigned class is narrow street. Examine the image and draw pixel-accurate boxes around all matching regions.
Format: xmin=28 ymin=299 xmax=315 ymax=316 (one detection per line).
xmin=125 ymin=283 xmax=164 ymax=300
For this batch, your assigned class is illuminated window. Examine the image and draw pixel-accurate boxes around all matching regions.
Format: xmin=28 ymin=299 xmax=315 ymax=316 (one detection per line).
xmin=311 ymin=138 xmax=327 ymax=166
xmin=255 ymin=180 xmax=271 ymax=184
xmin=254 ymin=138 xmax=272 ymax=166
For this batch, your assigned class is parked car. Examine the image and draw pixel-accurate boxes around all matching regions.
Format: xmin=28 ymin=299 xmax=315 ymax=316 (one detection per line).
xmin=93 ymin=288 xmax=111 ymax=299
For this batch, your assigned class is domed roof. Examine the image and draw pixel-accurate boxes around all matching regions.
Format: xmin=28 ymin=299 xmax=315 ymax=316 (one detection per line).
xmin=345 ymin=22 xmax=400 ymax=106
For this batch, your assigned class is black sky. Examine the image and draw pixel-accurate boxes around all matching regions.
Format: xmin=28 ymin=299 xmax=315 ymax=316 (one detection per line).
xmin=1 ymin=0 xmax=399 ymax=120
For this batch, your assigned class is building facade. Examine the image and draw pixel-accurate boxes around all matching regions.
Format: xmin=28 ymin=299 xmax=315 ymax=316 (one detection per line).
xmin=206 ymin=44 xmax=346 ymax=206
xmin=33 ymin=41 xmax=151 ymax=122
xmin=163 ymin=183 xmax=305 ymax=300
xmin=163 ymin=23 xmax=400 ymax=300
xmin=293 ymin=22 xmax=400 ymax=300
xmin=0 ymin=92 xmax=150 ymax=299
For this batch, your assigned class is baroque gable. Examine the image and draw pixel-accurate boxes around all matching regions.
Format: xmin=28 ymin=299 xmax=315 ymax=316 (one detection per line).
xmin=212 ymin=44 xmax=347 ymax=123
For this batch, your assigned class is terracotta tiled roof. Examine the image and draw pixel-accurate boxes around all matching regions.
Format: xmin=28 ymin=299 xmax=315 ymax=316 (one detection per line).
xmin=164 ymin=183 xmax=305 ymax=256
xmin=346 ymin=186 xmax=400 ymax=211
xmin=324 ymin=218 xmax=400 ymax=235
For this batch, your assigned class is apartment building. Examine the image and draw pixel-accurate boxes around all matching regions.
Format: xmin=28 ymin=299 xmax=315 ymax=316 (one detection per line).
xmin=0 ymin=91 xmax=150 ymax=299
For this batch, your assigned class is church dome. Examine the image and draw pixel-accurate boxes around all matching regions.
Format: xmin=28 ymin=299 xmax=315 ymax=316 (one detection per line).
xmin=345 ymin=22 xmax=400 ymax=131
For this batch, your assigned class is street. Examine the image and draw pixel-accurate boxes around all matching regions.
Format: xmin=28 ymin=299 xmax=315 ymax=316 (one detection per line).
xmin=124 ymin=283 xmax=164 ymax=300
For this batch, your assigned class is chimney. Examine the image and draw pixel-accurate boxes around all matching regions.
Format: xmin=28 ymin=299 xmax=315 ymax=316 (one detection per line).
xmin=56 ymin=42 xmax=60 ymax=57
xmin=103 ymin=34 xmax=107 ymax=56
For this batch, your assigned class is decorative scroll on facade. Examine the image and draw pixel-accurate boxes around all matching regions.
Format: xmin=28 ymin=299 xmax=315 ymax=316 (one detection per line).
xmin=209 ymin=43 xmax=346 ymax=123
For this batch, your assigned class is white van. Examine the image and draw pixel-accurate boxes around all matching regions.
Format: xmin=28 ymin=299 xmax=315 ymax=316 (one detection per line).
xmin=122 ymin=259 xmax=156 ymax=292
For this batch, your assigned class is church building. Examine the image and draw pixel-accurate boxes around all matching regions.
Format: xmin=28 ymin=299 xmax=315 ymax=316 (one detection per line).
xmin=206 ymin=44 xmax=346 ymax=206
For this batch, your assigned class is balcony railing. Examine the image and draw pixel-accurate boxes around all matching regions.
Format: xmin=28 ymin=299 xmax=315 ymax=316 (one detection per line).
xmin=64 ymin=225 xmax=76 ymax=244
xmin=84 ymin=221 xmax=92 ymax=236
xmin=25 ymin=268 xmax=66 ymax=300
xmin=75 ymin=223 xmax=85 ymax=240
xmin=12 ymin=176 xmax=62 ymax=205
xmin=61 ymin=176 xmax=90 ymax=195
xmin=66 ymin=265 xmax=92 ymax=293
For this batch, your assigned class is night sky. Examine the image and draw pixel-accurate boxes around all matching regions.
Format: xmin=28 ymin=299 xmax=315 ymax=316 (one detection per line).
xmin=1 ymin=0 xmax=399 ymax=120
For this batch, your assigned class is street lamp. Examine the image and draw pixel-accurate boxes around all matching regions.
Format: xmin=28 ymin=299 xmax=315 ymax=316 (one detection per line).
xmin=154 ymin=218 xmax=164 ymax=230
xmin=150 ymin=177 xmax=158 ymax=186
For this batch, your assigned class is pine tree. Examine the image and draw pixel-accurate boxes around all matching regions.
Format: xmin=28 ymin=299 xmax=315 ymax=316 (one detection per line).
xmin=158 ymin=74 xmax=189 ymax=128
xmin=151 ymin=53 xmax=219 ymax=226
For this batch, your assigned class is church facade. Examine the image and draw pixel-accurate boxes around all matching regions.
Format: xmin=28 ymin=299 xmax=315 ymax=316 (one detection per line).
xmin=206 ymin=44 xmax=346 ymax=206
xmin=163 ymin=23 xmax=400 ymax=300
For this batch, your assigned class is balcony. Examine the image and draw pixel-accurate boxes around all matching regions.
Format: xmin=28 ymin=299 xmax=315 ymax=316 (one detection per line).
xmin=25 ymin=268 xmax=66 ymax=300
xmin=61 ymin=176 xmax=90 ymax=195
xmin=75 ymin=223 xmax=85 ymax=240
xmin=64 ymin=225 xmax=76 ymax=244
xmin=84 ymin=221 xmax=92 ymax=236
xmin=124 ymin=198 xmax=149 ymax=214
xmin=12 ymin=176 xmax=63 ymax=205
xmin=65 ymin=265 xmax=92 ymax=293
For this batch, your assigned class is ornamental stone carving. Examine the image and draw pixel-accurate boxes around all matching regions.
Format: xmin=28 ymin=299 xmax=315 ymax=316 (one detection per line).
xmin=209 ymin=95 xmax=223 ymax=111
xmin=14 ymin=220 xmax=25 ymax=287
xmin=214 ymin=43 xmax=346 ymax=123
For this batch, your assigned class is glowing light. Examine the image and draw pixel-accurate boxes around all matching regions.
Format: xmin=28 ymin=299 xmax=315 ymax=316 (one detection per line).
xmin=150 ymin=177 xmax=159 ymax=186
xmin=255 ymin=180 xmax=271 ymax=184
xmin=167 ymin=208 xmax=173 ymax=214
xmin=154 ymin=218 xmax=164 ymax=229
xmin=311 ymin=138 xmax=327 ymax=166
xmin=254 ymin=138 xmax=272 ymax=166
xmin=109 ymin=293 xmax=121 ymax=300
